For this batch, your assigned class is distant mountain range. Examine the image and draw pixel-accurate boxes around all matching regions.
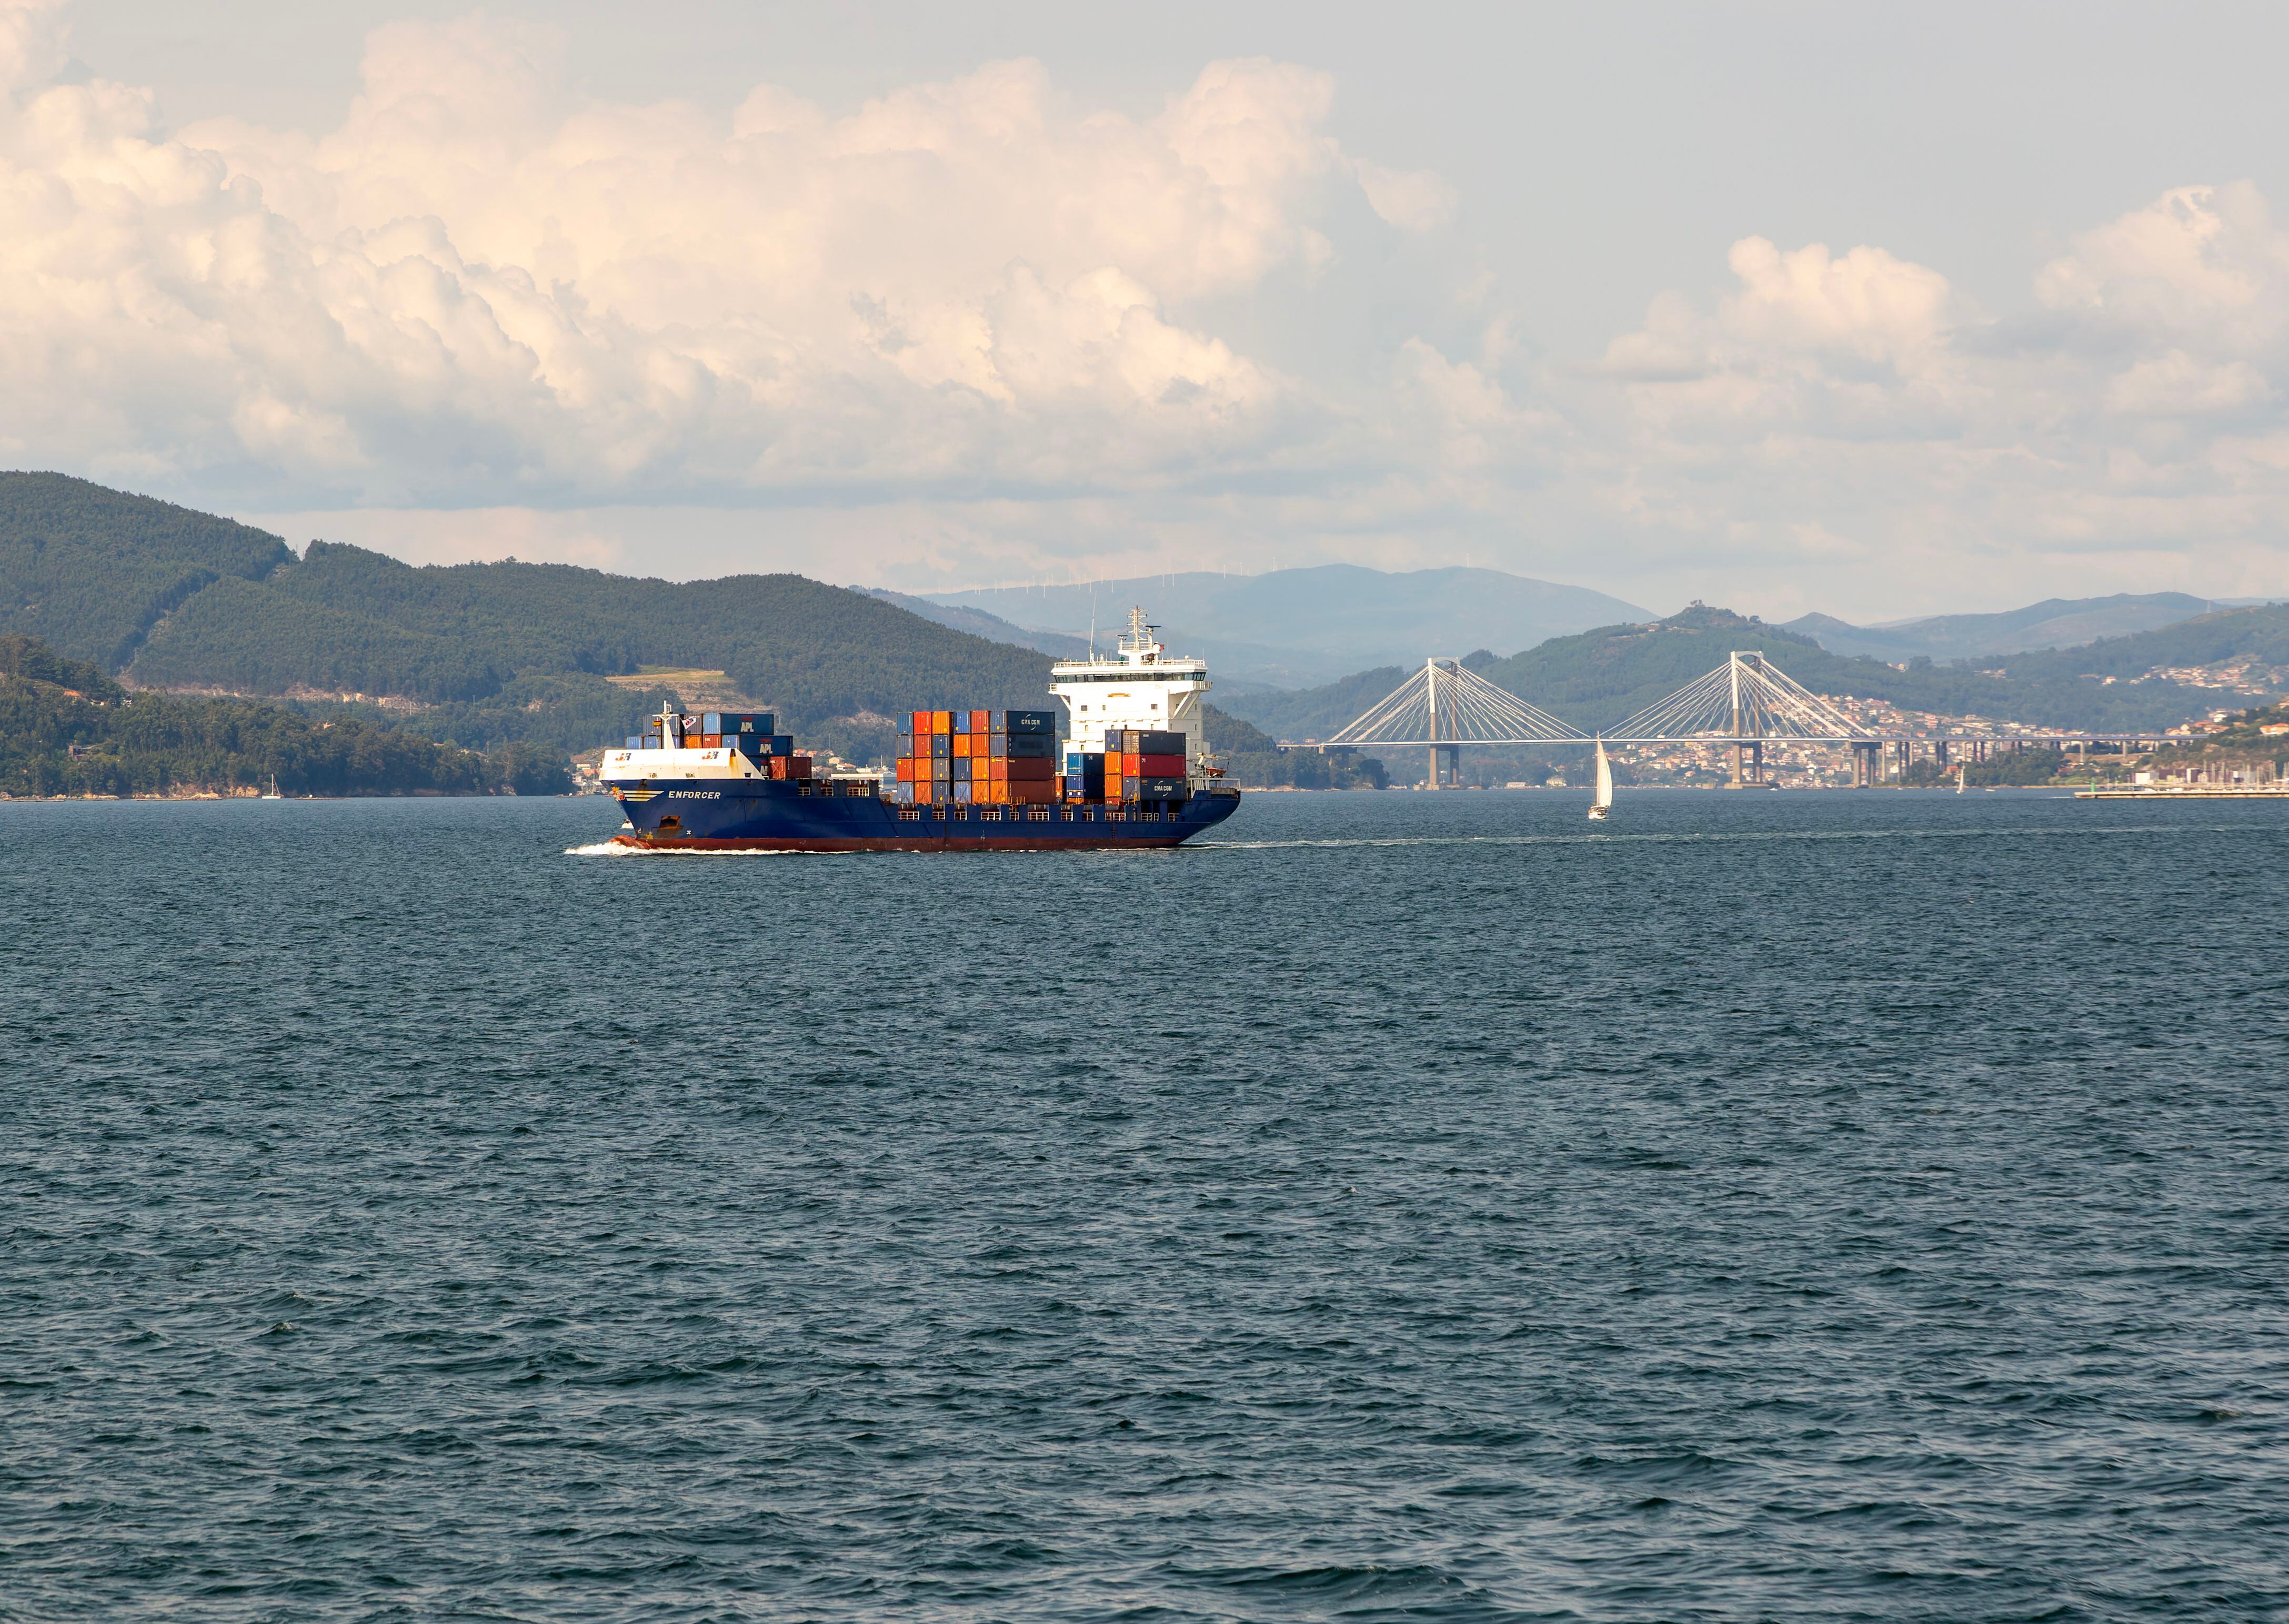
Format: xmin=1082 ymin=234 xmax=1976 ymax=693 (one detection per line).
xmin=856 ymin=588 xmax=1091 ymax=660
xmin=923 ymin=565 xmax=1654 ymax=687
xmin=1783 ymin=593 xmax=2262 ymax=663
xmin=1220 ymin=602 xmax=2289 ymax=742
xmin=12 ymin=471 xmax=2285 ymax=767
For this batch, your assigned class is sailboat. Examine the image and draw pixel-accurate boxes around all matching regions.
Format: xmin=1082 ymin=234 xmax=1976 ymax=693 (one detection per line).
xmin=260 ymin=774 xmax=283 ymax=800
xmin=1588 ymin=738 xmax=1613 ymax=821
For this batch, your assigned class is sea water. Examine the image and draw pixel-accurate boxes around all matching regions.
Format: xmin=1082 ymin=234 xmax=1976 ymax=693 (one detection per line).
xmin=3 ymin=789 xmax=2285 ymax=1621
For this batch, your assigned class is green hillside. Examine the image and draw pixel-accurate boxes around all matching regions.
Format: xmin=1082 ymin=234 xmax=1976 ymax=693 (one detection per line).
xmin=1223 ymin=604 xmax=2255 ymax=739
xmin=0 ymin=472 xmax=293 ymax=670
xmin=0 ymin=634 xmax=551 ymax=797
xmin=127 ymin=541 xmax=1059 ymax=730
xmin=2000 ymin=603 xmax=2289 ymax=683
xmin=0 ymin=478 xmax=1061 ymax=758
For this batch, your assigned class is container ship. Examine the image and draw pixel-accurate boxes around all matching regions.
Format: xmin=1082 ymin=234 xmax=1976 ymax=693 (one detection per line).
xmin=600 ymin=607 xmax=1241 ymax=850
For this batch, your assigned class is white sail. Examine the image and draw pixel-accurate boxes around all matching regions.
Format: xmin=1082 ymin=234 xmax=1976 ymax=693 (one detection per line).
xmin=1589 ymin=738 xmax=1613 ymax=819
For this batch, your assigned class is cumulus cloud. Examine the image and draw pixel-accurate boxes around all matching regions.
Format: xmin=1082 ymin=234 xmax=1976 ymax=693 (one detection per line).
xmin=6 ymin=0 xmax=2289 ymax=612
xmin=1574 ymin=184 xmax=2289 ymax=607
xmin=1353 ymin=160 xmax=1459 ymax=233
xmin=2105 ymin=351 xmax=2274 ymax=417
xmin=2035 ymin=181 xmax=2289 ymax=347
xmin=0 ymin=5 xmax=1442 ymax=509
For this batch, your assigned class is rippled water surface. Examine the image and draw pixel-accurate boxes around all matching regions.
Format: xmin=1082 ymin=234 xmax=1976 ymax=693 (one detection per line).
xmin=5 ymin=789 xmax=2287 ymax=1621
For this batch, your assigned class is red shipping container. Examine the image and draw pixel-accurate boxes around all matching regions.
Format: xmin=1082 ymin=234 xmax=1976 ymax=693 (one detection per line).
xmin=970 ymin=709 xmax=989 ymax=734
xmin=1006 ymin=756 xmax=1054 ymax=782
xmin=911 ymin=710 xmax=932 ymax=733
xmin=1137 ymin=753 xmax=1184 ymax=777
xmin=1010 ymin=780 xmax=1056 ymax=804
xmin=896 ymin=758 xmax=915 ymax=782
xmin=791 ymin=755 xmax=812 ymax=778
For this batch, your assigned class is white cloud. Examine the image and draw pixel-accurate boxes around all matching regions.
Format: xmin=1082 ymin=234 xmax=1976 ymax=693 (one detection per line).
xmin=1719 ymin=238 xmax=1953 ymax=364
xmin=6 ymin=0 xmax=2289 ymax=614
xmin=1550 ymin=189 xmax=2289 ymax=612
xmin=1353 ymin=160 xmax=1458 ymax=233
xmin=2105 ymin=350 xmax=2274 ymax=417
xmin=0 ymin=8 xmax=1435 ymax=510
xmin=2035 ymin=181 xmax=2289 ymax=347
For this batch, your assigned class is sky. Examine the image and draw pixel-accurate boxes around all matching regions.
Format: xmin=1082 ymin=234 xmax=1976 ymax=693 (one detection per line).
xmin=7 ymin=0 xmax=2289 ymax=621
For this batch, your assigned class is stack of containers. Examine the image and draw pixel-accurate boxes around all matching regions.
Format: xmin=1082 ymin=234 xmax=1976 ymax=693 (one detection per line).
xmin=629 ymin=712 xmax=809 ymax=775
xmin=891 ymin=708 xmax=1061 ymax=806
xmin=704 ymin=713 xmax=809 ymax=780
xmin=1061 ymin=747 xmax=1105 ymax=803
xmin=1103 ymin=728 xmax=1190 ymax=804
xmin=1001 ymin=709 xmax=1059 ymax=805
xmin=892 ymin=710 xmax=947 ymax=805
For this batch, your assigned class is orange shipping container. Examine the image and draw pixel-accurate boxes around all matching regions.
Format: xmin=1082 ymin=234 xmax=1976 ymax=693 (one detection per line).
xmin=952 ymin=733 xmax=971 ymax=758
xmin=896 ymin=758 xmax=915 ymax=782
xmin=933 ymin=710 xmax=952 ymax=733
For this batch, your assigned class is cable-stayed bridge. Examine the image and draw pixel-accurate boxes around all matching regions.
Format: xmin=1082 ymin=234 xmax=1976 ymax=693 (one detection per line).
xmin=1318 ymin=652 xmax=2182 ymax=787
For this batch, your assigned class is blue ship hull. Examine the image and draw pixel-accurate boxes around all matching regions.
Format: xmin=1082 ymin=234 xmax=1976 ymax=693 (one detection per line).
xmin=611 ymin=780 xmax=1241 ymax=850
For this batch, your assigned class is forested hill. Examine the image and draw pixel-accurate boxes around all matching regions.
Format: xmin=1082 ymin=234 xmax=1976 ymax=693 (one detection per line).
xmin=1 ymin=472 xmax=293 ymax=670
xmin=127 ymin=541 xmax=1059 ymax=724
xmin=0 ymin=635 xmax=557 ymax=798
xmin=1997 ymin=602 xmax=2289 ymax=684
xmin=2 ymin=475 xmax=1059 ymax=742
xmin=1223 ymin=604 xmax=2262 ymax=739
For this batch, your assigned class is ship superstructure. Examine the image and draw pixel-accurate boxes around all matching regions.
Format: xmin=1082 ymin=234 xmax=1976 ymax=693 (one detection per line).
xmin=1050 ymin=606 xmax=1211 ymax=782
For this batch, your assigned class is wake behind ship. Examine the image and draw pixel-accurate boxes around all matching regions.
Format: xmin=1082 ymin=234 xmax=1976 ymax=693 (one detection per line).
xmin=601 ymin=607 xmax=1240 ymax=850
